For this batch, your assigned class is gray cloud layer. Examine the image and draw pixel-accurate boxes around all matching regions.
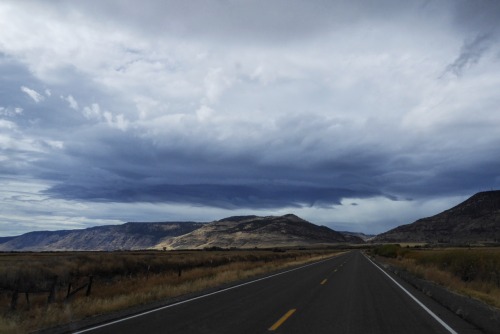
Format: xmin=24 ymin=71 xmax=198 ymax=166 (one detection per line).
xmin=1 ymin=0 xmax=500 ymax=235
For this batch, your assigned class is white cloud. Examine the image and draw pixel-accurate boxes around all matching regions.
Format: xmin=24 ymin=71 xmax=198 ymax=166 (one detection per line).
xmin=133 ymin=96 xmax=163 ymax=120
xmin=63 ymin=94 xmax=79 ymax=110
xmin=81 ymin=102 xmax=129 ymax=130
xmin=0 ymin=119 xmax=16 ymax=129
xmin=43 ymin=140 xmax=64 ymax=150
xmin=82 ymin=103 xmax=101 ymax=120
xmin=0 ymin=133 xmax=39 ymax=152
xmin=103 ymin=111 xmax=129 ymax=131
xmin=203 ymin=67 xmax=234 ymax=104
xmin=0 ymin=106 xmax=23 ymax=116
xmin=20 ymin=86 xmax=45 ymax=103
xmin=196 ymin=104 xmax=214 ymax=122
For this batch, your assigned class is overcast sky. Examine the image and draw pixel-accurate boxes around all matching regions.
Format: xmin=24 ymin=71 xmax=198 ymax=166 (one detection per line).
xmin=1 ymin=0 xmax=500 ymax=236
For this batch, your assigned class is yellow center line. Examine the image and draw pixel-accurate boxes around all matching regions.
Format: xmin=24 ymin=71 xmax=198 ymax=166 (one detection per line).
xmin=268 ymin=309 xmax=296 ymax=331
xmin=320 ymin=279 xmax=327 ymax=285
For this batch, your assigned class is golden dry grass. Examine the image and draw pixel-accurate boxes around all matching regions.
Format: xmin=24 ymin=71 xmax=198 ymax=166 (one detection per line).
xmin=377 ymin=247 xmax=500 ymax=309
xmin=0 ymin=249 xmax=341 ymax=333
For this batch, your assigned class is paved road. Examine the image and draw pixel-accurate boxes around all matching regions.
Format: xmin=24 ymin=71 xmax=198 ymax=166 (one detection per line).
xmin=76 ymin=251 xmax=483 ymax=334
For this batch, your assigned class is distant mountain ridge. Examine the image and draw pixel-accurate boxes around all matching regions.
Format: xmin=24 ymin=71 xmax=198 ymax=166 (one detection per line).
xmin=338 ymin=231 xmax=375 ymax=242
xmin=0 ymin=222 xmax=203 ymax=251
xmin=374 ymin=191 xmax=500 ymax=243
xmin=0 ymin=214 xmax=363 ymax=251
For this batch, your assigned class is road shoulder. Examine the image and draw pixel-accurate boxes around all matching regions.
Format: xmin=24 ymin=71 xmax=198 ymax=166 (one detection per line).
xmin=370 ymin=255 xmax=500 ymax=334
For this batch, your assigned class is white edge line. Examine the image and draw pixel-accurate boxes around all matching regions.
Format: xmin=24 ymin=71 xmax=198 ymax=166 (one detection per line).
xmin=73 ymin=254 xmax=342 ymax=333
xmin=364 ymin=254 xmax=458 ymax=334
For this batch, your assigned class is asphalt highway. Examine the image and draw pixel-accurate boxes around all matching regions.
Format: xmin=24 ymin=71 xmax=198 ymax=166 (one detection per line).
xmin=75 ymin=251 xmax=483 ymax=334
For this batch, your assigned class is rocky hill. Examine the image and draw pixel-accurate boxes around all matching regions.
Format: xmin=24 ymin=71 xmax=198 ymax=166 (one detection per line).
xmin=157 ymin=214 xmax=364 ymax=250
xmin=0 ymin=222 xmax=203 ymax=251
xmin=374 ymin=191 xmax=500 ymax=243
xmin=0 ymin=214 xmax=363 ymax=251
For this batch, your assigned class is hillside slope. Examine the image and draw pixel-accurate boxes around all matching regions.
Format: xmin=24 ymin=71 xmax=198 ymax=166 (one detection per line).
xmin=156 ymin=214 xmax=364 ymax=249
xmin=0 ymin=214 xmax=364 ymax=251
xmin=375 ymin=191 xmax=500 ymax=243
xmin=0 ymin=222 xmax=203 ymax=251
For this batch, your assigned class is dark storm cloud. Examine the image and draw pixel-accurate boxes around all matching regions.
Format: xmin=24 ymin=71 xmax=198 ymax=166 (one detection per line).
xmin=45 ymin=182 xmax=380 ymax=209
xmin=381 ymin=159 xmax=500 ymax=200
xmin=451 ymin=0 xmax=500 ymax=35
xmin=444 ymin=33 xmax=493 ymax=76
xmin=33 ymin=123 xmax=387 ymax=208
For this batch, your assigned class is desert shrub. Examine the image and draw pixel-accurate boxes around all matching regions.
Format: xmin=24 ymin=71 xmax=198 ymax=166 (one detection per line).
xmin=373 ymin=244 xmax=401 ymax=258
xmin=406 ymin=249 xmax=500 ymax=285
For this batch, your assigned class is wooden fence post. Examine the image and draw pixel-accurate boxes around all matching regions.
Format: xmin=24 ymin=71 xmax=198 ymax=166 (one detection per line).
xmin=25 ymin=292 xmax=30 ymax=310
xmin=47 ymin=276 xmax=58 ymax=304
xmin=10 ymin=290 xmax=18 ymax=310
xmin=66 ymin=282 xmax=72 ymax=299
xmin=85 ymin=275 xmax=93 ymax=297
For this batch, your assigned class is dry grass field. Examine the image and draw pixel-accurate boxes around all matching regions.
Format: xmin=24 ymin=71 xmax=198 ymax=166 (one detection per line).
xmin=0 ymin=248 xmax=341 ymax=333
xmin=372 ymin=245 xmax=500 ymax=309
